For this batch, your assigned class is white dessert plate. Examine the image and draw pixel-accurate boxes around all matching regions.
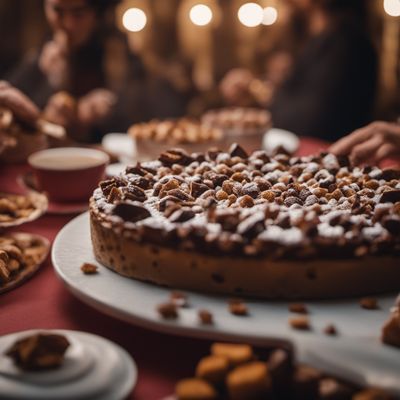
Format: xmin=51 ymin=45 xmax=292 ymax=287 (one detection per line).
xmin=0 ymin=329 xmax=137 ymax=400
xmin=102 ymin=133 xmax=136 ymax=164
xmin=263 ymin=128 xmax=300 ymax=155
xmin=52 ymin=213 xmax=400 ymax=396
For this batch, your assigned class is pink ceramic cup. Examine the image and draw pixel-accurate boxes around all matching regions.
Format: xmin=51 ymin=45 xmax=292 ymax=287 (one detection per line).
xmin=28 ymin=147 xmax=109 ymax=203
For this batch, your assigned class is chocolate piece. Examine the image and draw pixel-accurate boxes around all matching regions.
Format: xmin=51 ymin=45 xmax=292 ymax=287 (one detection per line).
xmin=359 ymin=297 xmax=379 ymax=310
xmin=170 ymin=291 xmax=189 ymax=307
xmin=289 ymin=316 xmax=311 ymax=331
xmin=6 ymin=333 xmax=70 ymax=371
xmin=159 ymin=149 xmax=193 ymax=166
xmin=169 ymin=209 xmax=195 ymax=223
xmin=198 ymin=309 xmax=214 ymax=325
xmin=122 ymin=185 xmax=147 ymax=202
xmin=113 ymin=202 xmax=151 ymax=222
xmin=228 ymin=299 xmax=248 ymax=316
xmin=379 ymin=169 xmax=400 ymax=181
xmin=80 ymin=262 xmax=98 ymax=274
xmin=157 ymin=302 xmax=178 ymax=319
xmin=190 ymin=181 xmax=210 ymax=198
xmin=379 ymin=190 xmax=400 ymax=204
xmin=324 ymin=324 xmax=338 ymax=336
xmin=289 ymin=303 xmax=308 ymax=314
xmin=229 ymin=143 xmax=248 ymax=159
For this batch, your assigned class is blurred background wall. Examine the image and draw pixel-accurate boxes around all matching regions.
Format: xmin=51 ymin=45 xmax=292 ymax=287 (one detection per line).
xmin=0 ymin=0 xmax=399 ymax=119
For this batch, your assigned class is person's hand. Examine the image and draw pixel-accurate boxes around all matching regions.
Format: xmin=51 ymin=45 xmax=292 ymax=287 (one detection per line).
xmin=43 ymin=91 xmax=77 ymax=128
xmin=0 ymin=81 xmax=39 ymax=126
xmin=77 ymin=89 xmax=116 ymax=125
xmin=219 ymin=68 xmax=255 ymax=106
xmin=329 ymin=121 xmax=400 ymax=165
xmin=39 ymin=31 xmax=69 ymax=88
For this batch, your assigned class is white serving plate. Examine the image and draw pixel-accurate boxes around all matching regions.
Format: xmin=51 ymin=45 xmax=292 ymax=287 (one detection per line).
xmin=52 ymin=213 xmax=400 ymax=396
xmin=0 ymin=329 xmax=137 ymax=400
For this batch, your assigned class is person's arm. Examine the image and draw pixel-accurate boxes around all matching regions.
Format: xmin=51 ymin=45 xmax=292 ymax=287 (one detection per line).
xmin=329 ymin=121 xmax=400 ymax=164
xmin=0 ymin=81 xmax=39 ymax=125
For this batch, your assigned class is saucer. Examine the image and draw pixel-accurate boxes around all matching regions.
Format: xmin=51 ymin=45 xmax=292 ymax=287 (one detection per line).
xmin=18 ymin=172 xmax=88 ymax=215
xmin=0 ymin=329 xmax=137 ymax=400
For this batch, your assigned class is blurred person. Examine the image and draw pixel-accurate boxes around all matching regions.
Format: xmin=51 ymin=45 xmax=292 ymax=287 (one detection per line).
xmin=221 ymin=0 xmax=377 ymax=142
xmin=330 ymin=121 xmax=400 ymax=165
xmin=5 ymin=0 xmax=185 ymax=142
xmin=269 ymin=0 xmax=377 ymax=141
xmin=0 ymin=82 xmax=47 ymax=161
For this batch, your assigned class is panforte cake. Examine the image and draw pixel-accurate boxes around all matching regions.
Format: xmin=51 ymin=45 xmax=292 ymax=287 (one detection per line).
xmin=90 ymin=144 xmax=400 ymax=299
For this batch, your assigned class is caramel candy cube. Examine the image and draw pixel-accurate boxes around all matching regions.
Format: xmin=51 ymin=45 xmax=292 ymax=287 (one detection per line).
xmin=226 ymin=361 xmax=272 ymax=400
xmin=175 ymin=378 xmax=217 ymax=400
xmin=195 ymin=355 xmax=229 ymax=385
xmin=211 ymin=343 xmax=253 ymax=367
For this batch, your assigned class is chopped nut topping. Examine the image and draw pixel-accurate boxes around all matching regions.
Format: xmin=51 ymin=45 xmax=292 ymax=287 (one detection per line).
xmin=359 ymin=297 xmax=379 ymax=310
xmin=323 ymin=324 xmax=338 ymax=336
xmin=228 ymin=299 xmax=248 ymax=316
xmin=198 ymin=309 xmax=213 ymax=325
xmin=157 ymin=302 xmax=178 ymax=319
xmin=288 ymin=303 xmax=308 ymax=314
xmin=80 ymin=262 xmax=98 ymax=275
xmin=170 ymin=291 xmax=189 ymax=307
xmin=289 ymin=316 xmax=311 ymax=331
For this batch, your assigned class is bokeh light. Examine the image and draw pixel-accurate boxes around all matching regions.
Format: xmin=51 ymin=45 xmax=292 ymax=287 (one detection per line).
xmin=238 ymin=2 xmax=263 ymax=27
xmin=383 ymin=0 xmax=400 ymax=16
xmin=262 ymin=6 xmax=278 ymax=25
xmin=190 ymin=4 xmax=213 ymax=26
xmin=122 ymin=8 xmax=147 ymax=32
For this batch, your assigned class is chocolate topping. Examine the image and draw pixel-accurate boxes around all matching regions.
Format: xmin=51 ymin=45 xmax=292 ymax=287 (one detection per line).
xmin=92 ymin=145 xmax=400 ymax=260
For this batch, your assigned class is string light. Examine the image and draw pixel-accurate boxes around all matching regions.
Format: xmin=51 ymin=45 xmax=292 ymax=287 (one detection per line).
xmin=383 ymin=0 xmax=400 ymax=16
xmin=122 ymin=8 xmax=147 ymax=32
xmin=190 ymin=4 xmax=213 ymax=26
xmin=238 ymin=3 xmax=263 ymax=27
xmin=262 ymin=6 xmax=278 ymax=25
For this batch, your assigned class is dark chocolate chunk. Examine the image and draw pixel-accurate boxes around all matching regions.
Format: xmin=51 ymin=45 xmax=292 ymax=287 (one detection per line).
xmin=237 ymin=213 xmax=265 ymax=238
xmin=113 ymin=201 xmax=151 ymax=222
xmin=169 ymin=208 xmax=195 ymax=223
xmin=380 ymin=190 xmax=400 ymax=204
xmin=159 ymin=149 xmax=194 ymax=166
xmin=382 ymin=217 xmax=400 ymax=235
xmin=229 ymin=143 xmax=248 ymax=159
xmin=379 ymin=169 xmax=400 ymax=181
xmin=190 ymin=181 xmax=210 ymax=198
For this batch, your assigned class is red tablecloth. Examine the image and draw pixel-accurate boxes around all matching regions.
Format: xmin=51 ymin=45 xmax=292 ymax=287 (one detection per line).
xmin=0 ymin=138 xmax=370 ymax=399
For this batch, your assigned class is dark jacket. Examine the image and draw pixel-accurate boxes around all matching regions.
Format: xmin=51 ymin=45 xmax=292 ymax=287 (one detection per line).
xmin=269 ymin=18 xmax=377 ymax=141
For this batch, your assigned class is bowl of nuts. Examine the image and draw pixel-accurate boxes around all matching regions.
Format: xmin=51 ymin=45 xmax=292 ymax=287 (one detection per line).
xmin=129 ymin=118 xmax=224 ymax=161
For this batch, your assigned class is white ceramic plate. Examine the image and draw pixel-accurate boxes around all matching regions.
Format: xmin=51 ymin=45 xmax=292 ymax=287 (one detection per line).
xmin=0 ymin=329 xmax=137 ymax=400
xmin=52 ymin=213 xmax=400 ymax=396
xmin=102 ymin=133 xmax=136 ymax=164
